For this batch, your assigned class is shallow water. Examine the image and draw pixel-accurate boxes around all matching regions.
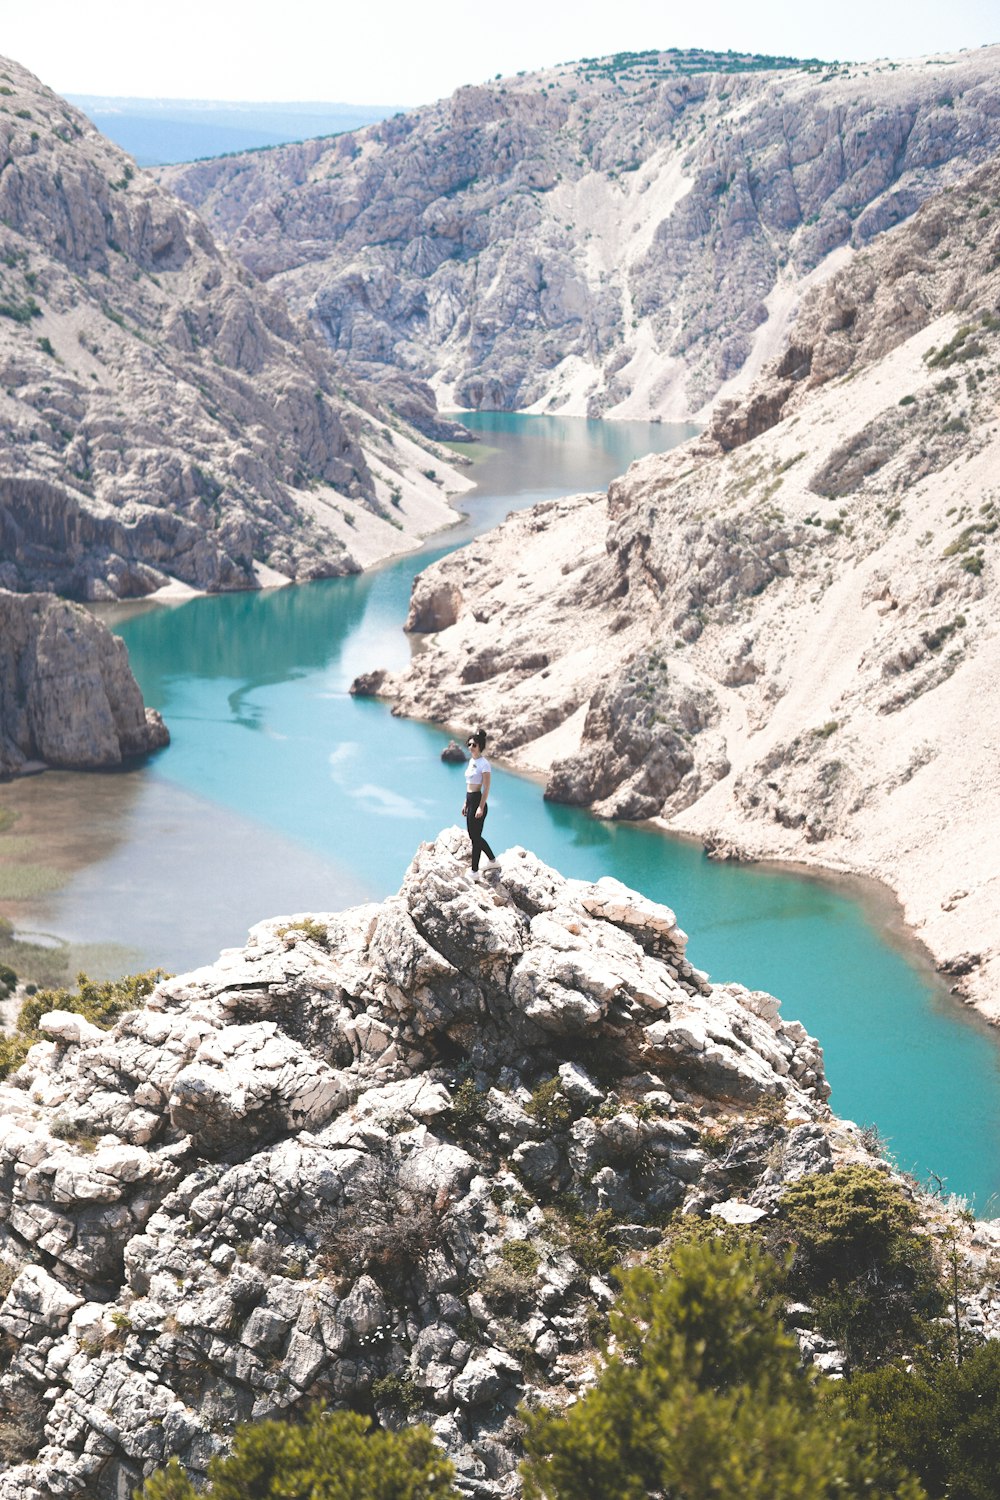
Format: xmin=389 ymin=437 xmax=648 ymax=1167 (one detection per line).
xmin=2 ymin=413 xmax=999 ymax=1210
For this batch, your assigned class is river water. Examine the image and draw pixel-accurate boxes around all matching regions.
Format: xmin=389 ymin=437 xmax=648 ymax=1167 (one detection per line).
xmin=3 ymin=412 xmax=1000 ymax=1210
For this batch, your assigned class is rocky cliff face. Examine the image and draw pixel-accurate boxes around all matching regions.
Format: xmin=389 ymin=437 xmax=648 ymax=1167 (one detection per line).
xmin=0 ymin=831 xmax=849 ymax=1497
xmin=360 ymin=153 xmax=1000 ymax=1023
xmin=162 ymin=46 xmax=1000 ymax=422
xmin=0 ymin=589 xmax=167 ymax=774
xmin=0 ymin=58 xmax=468 ymax=601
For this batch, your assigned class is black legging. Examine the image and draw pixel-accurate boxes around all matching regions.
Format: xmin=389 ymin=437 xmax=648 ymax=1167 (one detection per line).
xmin=464 ymin=789 xmax=496 ymax=872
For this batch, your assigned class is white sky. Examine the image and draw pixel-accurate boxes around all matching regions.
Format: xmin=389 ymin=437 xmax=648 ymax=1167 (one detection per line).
xmin=1 ymin=0 xmax=997 ymax=106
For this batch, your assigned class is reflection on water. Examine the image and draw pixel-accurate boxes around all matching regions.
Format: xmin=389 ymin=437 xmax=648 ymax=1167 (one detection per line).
xmin=3 ymin=414 xmax=1000 ymax=1209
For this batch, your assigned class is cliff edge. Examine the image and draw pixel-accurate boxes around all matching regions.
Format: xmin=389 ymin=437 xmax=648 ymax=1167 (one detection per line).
xmin=0 ymin=831 xmax=838 ymax=1497
xmin=0 ymin=589 xmax=168 ymax=774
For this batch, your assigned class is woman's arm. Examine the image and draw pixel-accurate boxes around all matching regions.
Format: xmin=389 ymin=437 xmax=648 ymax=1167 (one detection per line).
xmin=477 ymin=769 xmax=491 ymax=816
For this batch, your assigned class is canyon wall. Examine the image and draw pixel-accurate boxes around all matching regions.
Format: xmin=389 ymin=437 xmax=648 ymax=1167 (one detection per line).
xmin=163 ymin=46 xmax=1000 ymax=422
xmin=0 ymin=589 xmax=167 ymax=773
xmin=0 ymin=57 xmax=467 ymax=601
xmin=360 ymin=153 xmax=1000 ymax=1021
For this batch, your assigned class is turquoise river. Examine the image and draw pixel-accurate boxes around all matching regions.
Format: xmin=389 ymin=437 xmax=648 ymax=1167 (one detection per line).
xmin=20 ymin=413 xmax=1000 ymax=1212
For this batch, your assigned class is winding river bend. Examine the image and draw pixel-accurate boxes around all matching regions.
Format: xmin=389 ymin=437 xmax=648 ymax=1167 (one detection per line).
xmin=6 ymin=414 xmax=1000 ymax=1210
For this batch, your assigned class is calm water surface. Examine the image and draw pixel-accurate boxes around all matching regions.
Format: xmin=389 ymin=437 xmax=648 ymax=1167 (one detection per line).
xmin=14 ymin=414 xmax=1000 ymax=1210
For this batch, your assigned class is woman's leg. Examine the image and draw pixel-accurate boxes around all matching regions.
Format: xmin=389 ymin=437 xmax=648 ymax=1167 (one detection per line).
xmin=466 ymin=791 xmax=482 ymax=870
xmin=465 ymin=791 xmax=495 ymax=871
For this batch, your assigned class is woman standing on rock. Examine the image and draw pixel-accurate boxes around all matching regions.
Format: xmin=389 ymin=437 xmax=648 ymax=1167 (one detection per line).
xmin=463 ymin=729 xmax=498 ymax=880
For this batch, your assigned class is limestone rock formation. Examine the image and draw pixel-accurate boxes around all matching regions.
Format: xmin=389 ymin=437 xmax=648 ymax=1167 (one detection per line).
xmin=357 ymin=153 xmax=1000 ymax=1023
xmin=0 ymin=57 xmax=469 ymax=601
xmin=162 ymin=46 xmax=1000 ymax=422
xmin=0 ymin=831 xmax=845 ymax=1497
xmin=0 ymin=588 xmax=168 ymax=774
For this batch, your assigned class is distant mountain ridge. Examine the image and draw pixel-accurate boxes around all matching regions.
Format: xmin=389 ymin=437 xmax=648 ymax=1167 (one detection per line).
xmin=68 ymin=97 xmax=401 ymax=167
xmin=161 ymin=44 xmax=1000 ymax=422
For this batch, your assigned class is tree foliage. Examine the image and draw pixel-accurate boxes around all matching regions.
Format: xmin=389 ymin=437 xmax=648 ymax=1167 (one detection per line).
xmin=846 ymin=1341 xmax=1000 ymax=1500
xmin=138 ymin=1409 xmax=459 ymax=1500
xmin=521 ymin=1237 xmax=924 ymax=1500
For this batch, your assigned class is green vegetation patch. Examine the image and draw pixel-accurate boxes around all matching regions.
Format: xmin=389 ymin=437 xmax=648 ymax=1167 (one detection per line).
xmin=139 ymin=1408 xmax=458 ymax=1499
xmin=521 ymin=1237 xmax=922 ymax=1500
xmin=924 ymin=324 xmax=988 ymax=370
xmin=0 ymin=862 xmax=67 ymax=900
xmin=0 ymin=295 xmax=41 ymax=324
xmin=275 ymin=918 xmax=330 ymax=949
xmin=0 ymin=968 xmax=167 ymax=1080
xmin=525 ymin=1076 xmax=573 ymax=1131
xmin=770 ymin=1164 xmax=943 ymax=1370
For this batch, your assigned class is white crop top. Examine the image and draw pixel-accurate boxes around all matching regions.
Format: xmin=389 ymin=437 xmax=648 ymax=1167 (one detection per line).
xmin=465 ymin=754 xmax=491 ymax=789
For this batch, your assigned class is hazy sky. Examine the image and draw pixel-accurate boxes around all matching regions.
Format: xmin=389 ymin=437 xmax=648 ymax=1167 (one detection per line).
xmin=2 ymin=0 xmax=997 ymax=105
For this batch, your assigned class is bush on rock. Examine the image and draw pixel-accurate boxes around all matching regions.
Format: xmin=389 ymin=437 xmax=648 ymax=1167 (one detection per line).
xmin=845 ymin=1341 xmax=1000 ymax=1500
xmin=138 ymin=1408 xmax=459 ymax=1500
xmin=0 ymin=969 xmax=167 ymax=1079
xmin=520 ymin=1237 xmax=924 ymax=1500
xmin=770 ymin=1165 xmax=943 ymax=1370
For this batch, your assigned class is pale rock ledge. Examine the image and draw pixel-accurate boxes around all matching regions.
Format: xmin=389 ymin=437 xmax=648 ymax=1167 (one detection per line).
xmin=0 ymin=832 xmax=856 ymax=1498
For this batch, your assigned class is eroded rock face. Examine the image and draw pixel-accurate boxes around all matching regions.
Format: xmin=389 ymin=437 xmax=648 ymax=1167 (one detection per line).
xmin=162 ymin=47 xmax=1000 ymax=421
xmin=545 ymin=648 xmax=729 ymax=820
xmin=0 ymin=57 xmax=465 ymax=600
xmin=0 ymin=832 xmax=833 ymax=1497
xmin=0 ymin=588 xmax=168 ymax=773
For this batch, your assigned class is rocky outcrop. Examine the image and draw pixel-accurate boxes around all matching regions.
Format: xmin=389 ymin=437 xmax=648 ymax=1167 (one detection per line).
xmin=0 ymin=589 xmax=167 ymax=774
xmin=0 ymin=57 xmax=469 ymax=600
xmin=162 ymin=46 xmax=1000 ymax=422
xmin=355 ymin=154 xmax=1000 ymax=1023
xmin=0 ymin=831 xmax=845 ymax=1497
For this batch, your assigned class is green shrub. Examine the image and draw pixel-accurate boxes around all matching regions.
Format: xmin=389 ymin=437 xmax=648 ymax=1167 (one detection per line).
xmin=545 ymin=1202 xmax=619 ymax=1276
xmin=370 ymin=1372 xmax=421 ymax=1414
xmin=448 ymin=1077 xmax=489 ymax=1133
xmin=481 ymin=1239 xmax=542 ymax=1308
xmin=275 ymin=918 xmax=330 ymax=949
xmin=501 ymin=1239 xmax=540 ymax=1277
xmin=0 ymin=970 xmax=166 ymax=1080
xmin=521 ymin=1238 xmax=923 ymax=1500
xmin=846 ymin=1341 xmax=1000 ymax=1500
xmin=526 ymin=1077 xmax=572 ymax=1131
xmin=773 ymin=1166 xmax=943 ymax=1369
xmin=137 ymin=1407 xmax=459 ymax=1499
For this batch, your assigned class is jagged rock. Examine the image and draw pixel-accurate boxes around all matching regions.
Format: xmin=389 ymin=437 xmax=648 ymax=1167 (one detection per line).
xmin=349 ymin=668 xmax=388 ymax=697
xmin=0 ymin=588 xmax=168 ymax=774
xmin=0 ymin=832 xmax=837 ymax=1497
xmin=440 ymin=739 xmax=467 ymax=765
xmin=167 ymin=1023 xmax=350 ymax=1153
